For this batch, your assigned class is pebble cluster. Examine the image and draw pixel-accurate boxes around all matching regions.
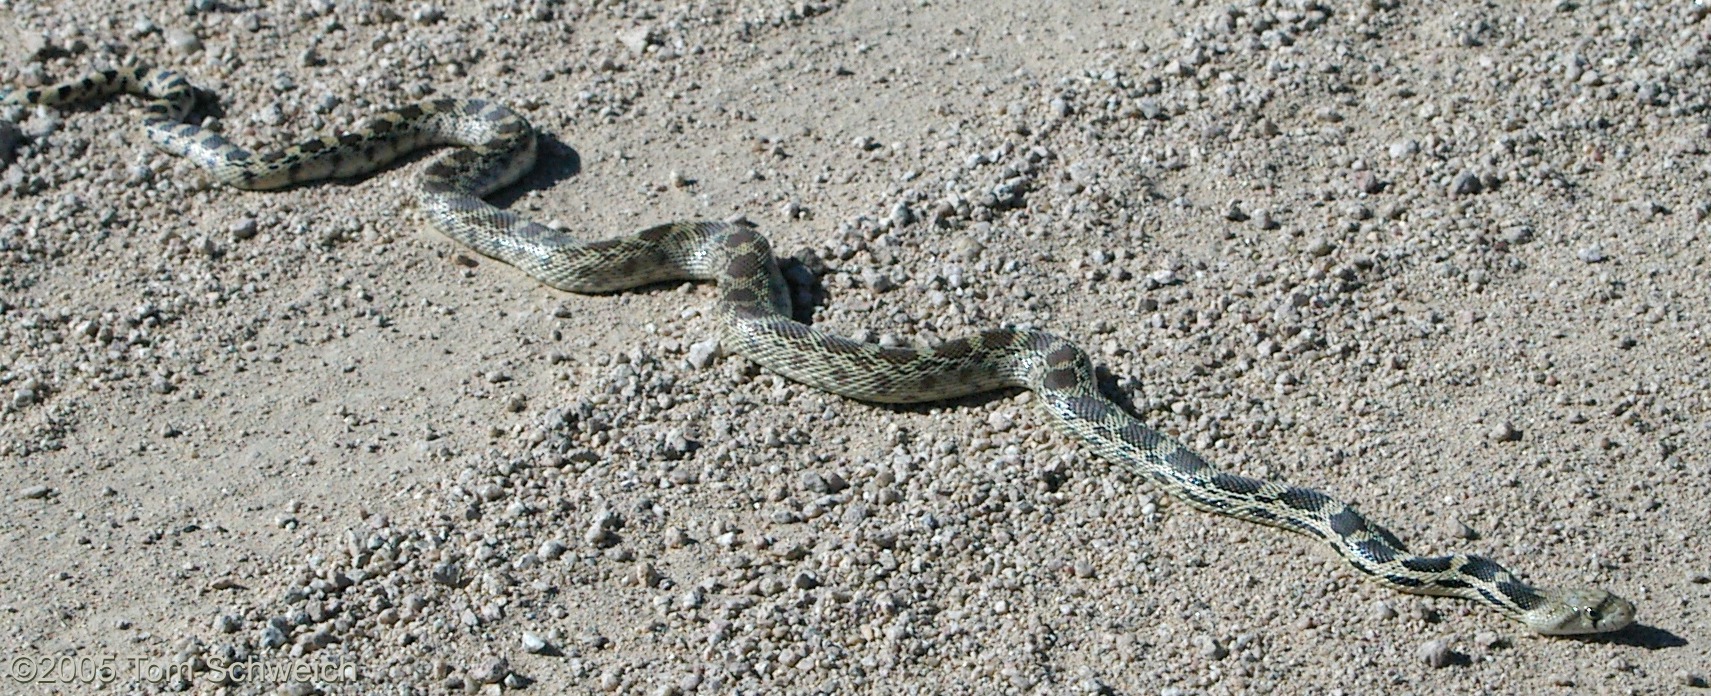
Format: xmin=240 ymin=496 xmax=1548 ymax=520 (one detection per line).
xmin=3 ymin=0 xmax=1708 ymax=694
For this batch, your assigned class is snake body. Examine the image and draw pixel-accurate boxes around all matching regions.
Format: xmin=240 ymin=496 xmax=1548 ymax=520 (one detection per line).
xmin=3 ymin=65 xmax=1636 ymax=635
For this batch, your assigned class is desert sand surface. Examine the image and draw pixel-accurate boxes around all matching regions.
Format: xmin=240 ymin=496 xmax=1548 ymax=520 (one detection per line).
xmin=2 ymin=0 xmax=1708 ymax=693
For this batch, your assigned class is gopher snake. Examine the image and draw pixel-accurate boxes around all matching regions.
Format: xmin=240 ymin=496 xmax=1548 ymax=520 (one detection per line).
xmin=3 ymin=65 xmax=1635 ymax=636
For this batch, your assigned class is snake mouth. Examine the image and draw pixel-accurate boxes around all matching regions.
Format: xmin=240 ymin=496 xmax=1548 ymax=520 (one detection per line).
xmin=1531 ymin=589 xmax=1636 ymax=636
xmin=1588 ymin=595 xmax=1638 ymax=634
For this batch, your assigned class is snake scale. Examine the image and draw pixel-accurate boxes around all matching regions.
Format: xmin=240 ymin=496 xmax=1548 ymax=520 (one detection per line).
xmin=2 ymin=65 xmax=1635 ymax=635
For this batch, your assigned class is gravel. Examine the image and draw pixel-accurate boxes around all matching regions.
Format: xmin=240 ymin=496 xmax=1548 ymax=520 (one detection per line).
xmin=16 ymin=484 xmax=51 ymax=500
xmin=1418 ymin=638 xmax=1458 ymax=669
xmin=2 ymin=0 xmax=1705 ymax=693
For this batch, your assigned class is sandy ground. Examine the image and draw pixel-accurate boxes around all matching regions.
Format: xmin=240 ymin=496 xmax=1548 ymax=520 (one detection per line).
xmin=2 ymin=0 xmax=1709 ymax=694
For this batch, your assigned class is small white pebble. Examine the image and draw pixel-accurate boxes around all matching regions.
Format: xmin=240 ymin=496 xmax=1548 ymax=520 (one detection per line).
xmin=164 ymin=28 xmax=203 ymax=54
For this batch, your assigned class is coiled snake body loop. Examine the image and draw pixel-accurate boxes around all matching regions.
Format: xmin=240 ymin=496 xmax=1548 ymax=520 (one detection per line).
xmin=2 ymin=65 xmax=1636 ymax=636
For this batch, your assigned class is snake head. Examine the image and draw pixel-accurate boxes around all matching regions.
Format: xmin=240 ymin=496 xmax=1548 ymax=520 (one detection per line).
xmin=1527 ymin=587 xmax=1636 ymax=635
